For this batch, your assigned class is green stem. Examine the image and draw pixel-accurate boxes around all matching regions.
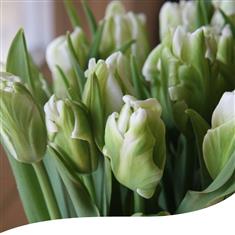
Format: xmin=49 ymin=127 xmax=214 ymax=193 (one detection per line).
xmin=134 ymin=192 xmax=145 ymax=214
xmin=32 ymin=161 xmax=61 ymax=219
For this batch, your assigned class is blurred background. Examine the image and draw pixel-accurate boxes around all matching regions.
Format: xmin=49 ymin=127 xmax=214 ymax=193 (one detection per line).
xmin=0 ymin=0 xmax=171 ymax=231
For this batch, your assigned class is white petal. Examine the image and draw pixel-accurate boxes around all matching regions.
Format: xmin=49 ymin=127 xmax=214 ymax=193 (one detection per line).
xmin=212 ymin=90 xmax=235 ymax=128
xmin=172 ymin=27 xmax=187 ymax=58
xmin=123 ymin=95 xmax=137 ymax=106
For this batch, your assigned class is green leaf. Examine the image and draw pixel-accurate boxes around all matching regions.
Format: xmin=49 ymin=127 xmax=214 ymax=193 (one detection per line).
xmin=92 ymin=156 xmax=112 ymax=216
xmin=56 ymin=65 xmax=70 ymax=90
xmin=82 ymin=73 xmax=104 ymax=150
xmin=66 ymin=32 xmax=86 ymax=96
xmin=130 ymin=55 xmax=148 ymax=100
xmin=6 ymin=29 xmax=34 ymax=91
xmin=48 ymin=145 xmax=100 ymax=216
xmin=88 ymin=21 xmax=105 ymax=60
xmin=177 ymin=151 xmax=235 ymax=213
xmin=1 ymin=142 xmax=50 ymax=222
xmin=63 ymin=0 xmax=81 ymax=28
xmin=82 ymin=0 xmax=97 ymax=36
xmin=43 ymin=153 xmax=70 ymax=218
xmin=185 ymin=109 xmax=212 ymax=188
xmin=158 ymin=48 xmax=175 ymax=128
xmin=172 ymin=101 xmax=189 ymax=136
xmin=114 ymin=39 xmax=136 ymax=54
xmin=172 ymin=135 xmax=189 ymax=207
xmin=196 ymin=0 xmax=213 ymax=27
xmin=6 ymin=29 xmax=49 ymax=104
xmin=56 ymin=65 xmax=76 ymax=100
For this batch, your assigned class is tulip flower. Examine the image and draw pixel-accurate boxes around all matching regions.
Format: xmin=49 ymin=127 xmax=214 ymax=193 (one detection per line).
xmin=159 ymin=0 xmax=197 ymax=40
xmin=85 ymin=51 xmax=135 ymax=115
xmin=103 ymin=95 xmax=166 ymax=199
xmin=2 ymin=0 xmax=235 ymax=218
xmin=203 ymin=90 xmax=235 ymax=179
xmin=0 ymin=72 xmax=47 ymax=163
xmin=99 ymin=0 xmax=149 ymax=68
xmin=83 ymin=52 xmax=135 ymax=149
xmin=44 ymin=95 xmax=98 ymax=173
xmin=46 ymin=27 xmax=88 ymax=97
xmin=211 ymin=0 xmax=235 ymax=33
xmin=143 ymin=26 xmax=227 ymax=125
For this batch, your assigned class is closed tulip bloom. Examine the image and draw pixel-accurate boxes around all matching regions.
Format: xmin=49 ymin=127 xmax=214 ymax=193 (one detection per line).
xmin=99 ymin=1 xmax=149 ymax=68
xmin=211 ymin=0 xmax=235 ymax=33
xmin=143 ymin=26 xmax=225 ymax=125
xmin=44 ymin=95 xmax=98 ymax=173
xmin=46 ymin=27 xmax=88 ymax=97
xmin=83 ymin=52 xmax=135 ymax=149
xmin=0 ymin=72 xmax=47 ymax=163
xmin=103 ymin=95 xmax=166 ymax=199
xmin=159 ymin=0 xmax=197 ymax=40
xmin=84 ymin=51 xmax=135 ymax=116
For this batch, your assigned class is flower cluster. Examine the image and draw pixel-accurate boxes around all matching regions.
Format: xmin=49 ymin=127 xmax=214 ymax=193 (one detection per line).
xmin=0 ymin=0 xmax=234 ymax=219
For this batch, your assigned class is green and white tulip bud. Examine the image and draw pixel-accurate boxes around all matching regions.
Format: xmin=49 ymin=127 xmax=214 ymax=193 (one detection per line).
xmin=172 ymin=27 xmax=229 ymax=122
xmin=0 ymin=72 xmax=47 ymax=163
xmin=46 ymin=27 xmax=88 ymax=97
xmin=143 ymin=25 xmax=224 ymax=127
xmin=212 ymin=0 xmax=235 ymax=17
xmin=159 ymin=1 xmax=197 ymax=40
xmin=84 ymin=52 xmax=135 ymax=117
xmin=203 ymin=90 xmax=235 ymax=179
xmin=103 ymin=95 xmax=166 ymax=199
xmin=83 ymin=55 xmax=123 ymax=117
xmin=211 ymin=0 xmax=235 ymax=33
xmin=83 ymin=52 xmax=135 ymax=149
xmin=44 ymin=95 xmax=98 ymax=173
xmin=161 ymin=28 xmax=208 ymax=117
xmin=99 ymin=1 xmax=149 ymax=68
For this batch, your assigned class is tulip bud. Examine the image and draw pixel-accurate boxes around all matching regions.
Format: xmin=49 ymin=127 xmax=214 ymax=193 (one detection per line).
xmin=83 ymin=51 xmax=135 ymax=118
xmin=46 ymin=27 xmax=88 ymax=97
xmin=105 ymin=51 xmax=135 ymax=96
xmin=83 ymin=56 xmax=122 ymax=117
xmin=212 ymin=0 xmax=235 ymax=17
xmin=103 ymin=95 xmax=166 ymax=198
xmin=0 ymin=72 xmax=47 ymax=163
xmin=203 ymin=90 xmax=235 ymax=179
xmin=44 ymin=95 xmax=98 ymax=173
xmin=99 ymin=1 xmax=149 ymax=68
xmin=143 ymin=25 xmax=226 ymax=128
xmin=159 ymin=2 xmax=182 ymax=40
xmin=211 ymin=1 xmax=235 ymax=33
xmin=159 ymin=1 xmax=197 ymax=40
xmin=83 ymin=52 xmax=134 ymax=149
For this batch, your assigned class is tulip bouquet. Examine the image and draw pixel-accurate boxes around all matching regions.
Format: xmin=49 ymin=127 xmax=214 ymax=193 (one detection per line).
xmin=0 ymin=0 xmax=235 ymax=222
